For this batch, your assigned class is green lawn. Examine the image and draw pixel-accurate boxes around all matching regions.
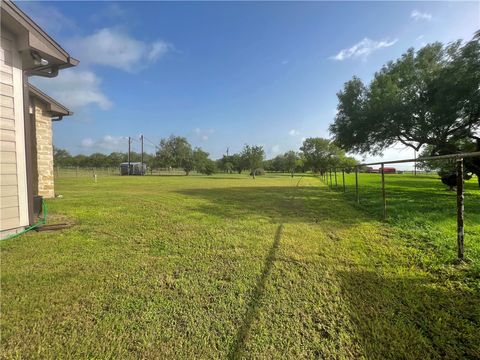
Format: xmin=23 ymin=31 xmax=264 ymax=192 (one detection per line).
xmin=1 ymin=173 xmax=479 ymax=359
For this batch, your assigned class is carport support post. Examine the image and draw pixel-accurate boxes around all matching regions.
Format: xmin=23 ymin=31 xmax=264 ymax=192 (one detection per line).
xmin=355 ymin=166 xmax=359 ymax=204
xmin=342 ymin=169 xmax=346 ymax=192
xmin=456 ymin=158 xmax=464 ymax=260
xmin=381 ymin=163 xmax=386 ymax=220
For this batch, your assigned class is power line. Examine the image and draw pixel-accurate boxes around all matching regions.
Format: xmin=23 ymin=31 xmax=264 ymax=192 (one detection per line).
xmin=143 ymin=136 xmax=160 ymax=150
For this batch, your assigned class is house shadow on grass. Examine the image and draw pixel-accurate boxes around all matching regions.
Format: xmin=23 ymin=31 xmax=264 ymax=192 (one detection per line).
xmin=227 ymin=224 xmax=283 ymax=360
xmin=337 ymin=269 xmax=480 ymax=359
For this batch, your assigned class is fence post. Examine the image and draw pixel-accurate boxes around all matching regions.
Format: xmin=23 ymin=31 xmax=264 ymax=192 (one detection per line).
xmin=342 ymin=169 xmax=346 ymax=192
xmin=355 ymin=166 xmax=359 ymax=204
xmin=381 ymin=163 xmax=386 ymax=220
xmin=456 ymin=158 xmax=464 ymax=261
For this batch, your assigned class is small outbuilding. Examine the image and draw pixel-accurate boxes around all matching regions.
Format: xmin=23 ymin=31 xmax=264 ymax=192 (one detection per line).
xmin=120 ymin=162 xmax=146 ymax=176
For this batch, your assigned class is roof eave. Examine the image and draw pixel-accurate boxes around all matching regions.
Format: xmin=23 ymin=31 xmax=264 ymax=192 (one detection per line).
xmin=1 ymin=0 xmax=79 ymax=71
xmin=28 ymin=83 xmax=72 ymax=117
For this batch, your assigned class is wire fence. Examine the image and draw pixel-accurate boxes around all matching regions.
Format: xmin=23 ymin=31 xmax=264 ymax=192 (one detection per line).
xmin=320 ymin=151 xmax=480 ymax=261
xmin=53 ymin=166 xmax=201 ymax=178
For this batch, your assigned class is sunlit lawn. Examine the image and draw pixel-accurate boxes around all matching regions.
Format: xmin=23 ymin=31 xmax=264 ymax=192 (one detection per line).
xmin=1 ymin=173 xmax=479 ymax=359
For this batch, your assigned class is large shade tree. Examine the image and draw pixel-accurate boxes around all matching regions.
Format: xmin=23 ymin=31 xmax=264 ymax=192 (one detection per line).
xmin=330 ymin=34 xmax=480 ymax=184
xmin=156 ymin=135 xmax=194 ymax=175
xmin=241 ymin=145 xmax=265 ymax=178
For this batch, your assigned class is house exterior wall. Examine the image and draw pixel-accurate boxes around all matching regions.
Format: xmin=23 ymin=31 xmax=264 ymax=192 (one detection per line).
xmin=31 ymin=98 xmax=55 ymax=199
xmin=0 ymin=29 xmax=29 ymax=238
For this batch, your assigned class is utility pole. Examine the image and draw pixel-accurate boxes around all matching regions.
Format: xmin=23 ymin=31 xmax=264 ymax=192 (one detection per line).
xmin=128 ymin=136 xmax=131 ymax=175
xmin=140 ymin=134 xmax=144 ymax=175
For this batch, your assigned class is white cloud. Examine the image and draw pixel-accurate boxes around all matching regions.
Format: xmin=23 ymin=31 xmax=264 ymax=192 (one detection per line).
xmin=331 ymin=38 xmax=398 ymax=61
xmin=90 ymin=3 xmax=127 ymax=23
xmin=193 ymin=128 xmax=214 ymax=141
xmin=18 ymin=2 xmax=77 ymax=35
xmin=69 ymin=28 xmax=171 ymax=72
xmin=411 ymin=10 xmax=432 ymax=21
xmin=31 ymin=69 xmax=112 ymax=111
xmin=281 ymin=60 xmax=289 ymax=65
xmin=148 ymin=41 xmax=171 ymax=61
xmin=81 ymin=135 xmax=128 ymax=152
xmin=99 ymin=135 xmax=127 ymax=150
xmin=81 ymin=138 xmax=94 ymax=148
xmin=289 ymin=129 xmax=300 ymax=136
xmin=271 ymin=144 xmax=281 ymax=155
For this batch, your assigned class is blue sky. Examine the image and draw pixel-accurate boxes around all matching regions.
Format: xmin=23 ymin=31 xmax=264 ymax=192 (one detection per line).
xmin=20 ymin=1 xmax=479 ymax=163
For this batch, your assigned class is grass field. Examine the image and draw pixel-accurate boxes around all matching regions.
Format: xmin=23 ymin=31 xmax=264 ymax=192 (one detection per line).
xmin=1 ymin=173 xmax=479 ymax=359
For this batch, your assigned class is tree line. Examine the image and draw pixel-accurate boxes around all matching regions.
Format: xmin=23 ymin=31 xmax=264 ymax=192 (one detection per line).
xmin=54 ymin=136 xmax=358 ymax=177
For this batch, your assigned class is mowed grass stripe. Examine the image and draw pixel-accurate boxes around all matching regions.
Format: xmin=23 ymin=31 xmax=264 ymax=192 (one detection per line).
xmin=1 ymin=174 xmax=478 ymax=359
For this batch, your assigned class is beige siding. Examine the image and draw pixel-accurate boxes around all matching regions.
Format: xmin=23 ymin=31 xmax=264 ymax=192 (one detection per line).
xmin=0 ymin=30 xmax=28 ymax=235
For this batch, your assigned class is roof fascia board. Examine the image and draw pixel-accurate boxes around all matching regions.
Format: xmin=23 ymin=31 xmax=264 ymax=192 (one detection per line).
xmin=28 ymin=84 xmax=72 ymax=116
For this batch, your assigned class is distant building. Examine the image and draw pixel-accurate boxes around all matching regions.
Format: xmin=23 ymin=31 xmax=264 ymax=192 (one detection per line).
xmin=366 ymin=167 xmax=396 ymax=174
xmin=120 ymin=162 xmax=146 ymax=176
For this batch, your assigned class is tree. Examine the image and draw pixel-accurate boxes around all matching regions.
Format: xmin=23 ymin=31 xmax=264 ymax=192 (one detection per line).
xmin=337 ymin=155 xmax=359 ymax=172
xmin=418 ymin=140 xmax=477 ymax=179
xmin=155 ymin=135 xmax=193 ymax=175
xmin=271 ymin=155 xmax=286 ymax=172
xmin=230 ymin=154 xmax=246 ymax=174
xmin=53 ymin=147 xmax=72 ymax=167
xmin=263 ymin=158 xmax=274 ymax=172
xmin=88 ymin=153 xmax=109 ymax=168
xmin=72 ymin=154 xmax=88 ymax=167
xmin=216 ymin=156 xmax=233 ymax=173
xmin=330 ymin=35 xmax=480 ymax=184
xmin=192 ymin=148 xmax=211 ymax=174
xmin=107 ymin=152 xmax=126 ymax=167
xmin=241 ymin=145 xmax=265 ymax=179
xmin=300 ymin=138 xmax=344 ymax=174
xmin=201 ymin=159 xmax=216 ymax=175
xmin=284 ymin=151 xmax=298 ymax=177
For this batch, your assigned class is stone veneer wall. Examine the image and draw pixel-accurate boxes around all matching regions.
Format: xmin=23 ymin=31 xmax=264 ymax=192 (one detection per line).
xmin=32 ymin=98 xmax=55 ymax=199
